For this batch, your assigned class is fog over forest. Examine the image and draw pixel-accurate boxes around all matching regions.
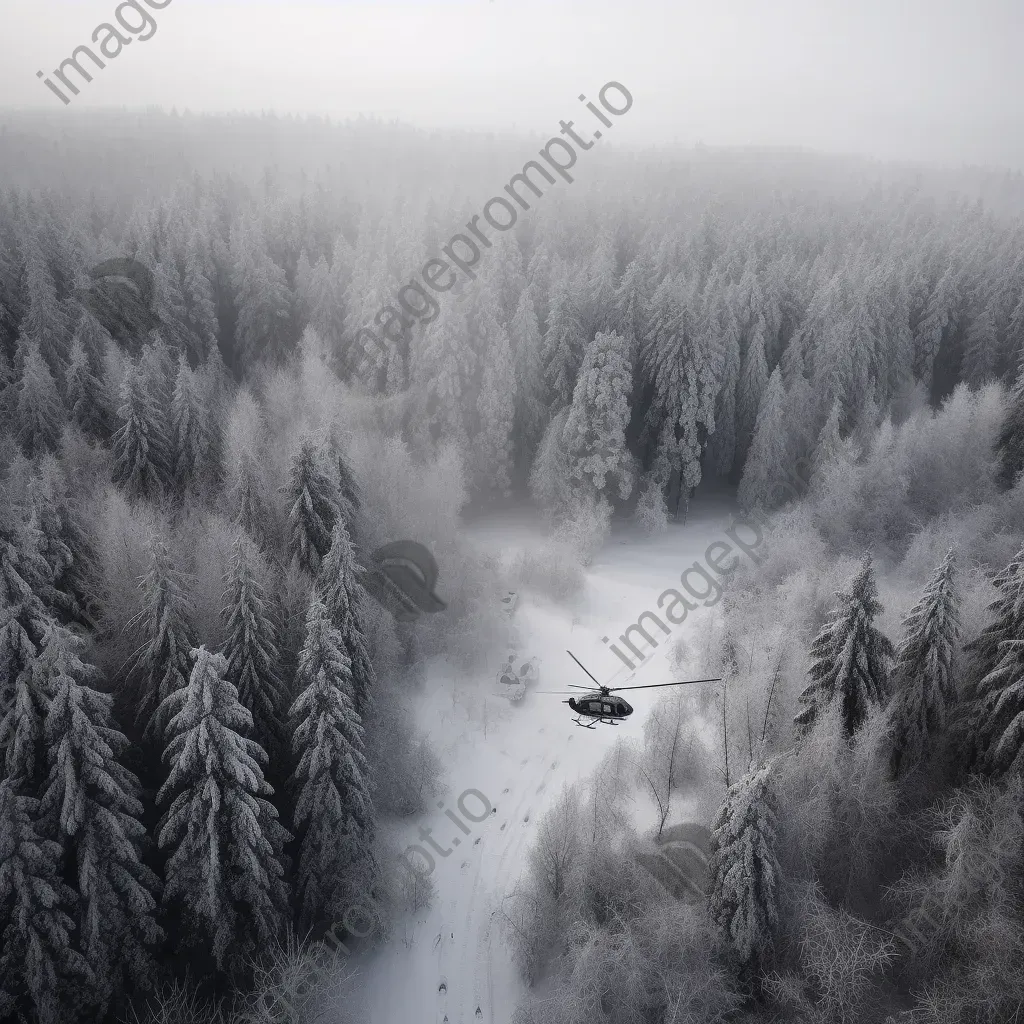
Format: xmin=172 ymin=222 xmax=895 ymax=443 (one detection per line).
xmin=2 ymin=4 xmax=1024 ymax=1024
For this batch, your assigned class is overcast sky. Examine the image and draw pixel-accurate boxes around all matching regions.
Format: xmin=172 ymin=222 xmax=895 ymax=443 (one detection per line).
xmin=2 ymin=0 xmax=1022 ymax=168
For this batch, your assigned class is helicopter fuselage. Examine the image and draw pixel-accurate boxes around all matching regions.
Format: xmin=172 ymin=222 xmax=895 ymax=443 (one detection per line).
xmin=567 ymin=693 xmax=634 ymax=721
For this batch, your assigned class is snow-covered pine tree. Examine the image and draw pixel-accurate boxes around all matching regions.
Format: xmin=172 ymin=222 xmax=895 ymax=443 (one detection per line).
xmin=738 ymin=367 xmax=789 ymax=513
xmin=962 ymin=304 xmax=998 ymax=389
xmin=614 ymin=253 xmax=652 ymax=350
xmin=154 ymin=260 xmax=193 ymax=363
xmin=509 ymin=285 xmax=547 ymax=461
xmin=707 ymin=301 xmax=741 ymax=478
xmin=137 ymin=537 xmax=196 ymax=743
xmin=543 ymin=276 xmax=588 ymax=411
xmin=643 ymin=277 xmax=718 ymax=516
xmin=996 ymin=356 xmax=1024 ymax=488
xmin=157 ymin=646 xmax=290 ymax=970
xmin=473 ymin=292 xmax=517 ymax=498
xmin=962 ymin=545 xmax=1024 ymax=776
xmin=15 ymin=338 xmax=62 ymax=458
xmin=181 ymin=237 xmax=220 ymax=362
xmin=111 ymin=359 xmax=170 ymax=501
xmin=811 ymin=399 xmax=844 ymax=490
xmin=65 ymin=336 xmax=111 ymax=439
xmin=528 ymin=408 xmax=574 ymax=520
xmin=327 ymin=425 xmax=361 ymax=527
xmin=286 ymin=434 xmax=341 ymax=576
xmin=736 ymin=316 xmax=769 ymax=464
xmin=0 ymin=497 xmax=57 ymax=792
xmin=888 ymin=549 xmax=961 ymax=778
xmin=410 ymin=295 xmax=475 ymax=453
xmin=231 ymin=228 xmax=294 ymax=367
xmin=0 ymin=780 xmax=92 ymax=1024
xmin=169 ymin=355 xmax=210 ymax=493
xmin=37 ymin=633 xmax=162 ymax=1012
xmin=795 ymin=555 xmax=894 ymax=738
xmin=27 ymin=457 xmax=95 ymax=629
xmin=19 ymin=233 xmax=72 ymax=372
xmin=316 ymin=522 xmax=375 ymax=717
xmin=562 ymin=330 xmax=635 ymax=504
xmin=707 ymin=759 xmax=781 ymax=968
xmin=289 ymin=594 xmax=375 ymax=931
xmin=223 ymin=534 xmax=288 ymax=762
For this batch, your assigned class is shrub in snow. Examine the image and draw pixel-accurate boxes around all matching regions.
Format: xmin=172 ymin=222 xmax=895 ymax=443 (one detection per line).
xmin=633 ymin=473 xmax=670 ymax=535
xmin=553 ymin=496 xmax=612 ymax=567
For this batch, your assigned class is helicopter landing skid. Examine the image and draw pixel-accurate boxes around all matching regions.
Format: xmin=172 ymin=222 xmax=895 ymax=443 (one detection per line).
xmin=572 ymin=716 xmax=597 ymax=730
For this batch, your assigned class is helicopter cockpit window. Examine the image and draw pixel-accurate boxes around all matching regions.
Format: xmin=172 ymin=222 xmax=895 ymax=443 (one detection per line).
xmin=589 ymin=701 xmax=602 ymax=713
xmin=603 ymin=703 xmax=612 ymax=715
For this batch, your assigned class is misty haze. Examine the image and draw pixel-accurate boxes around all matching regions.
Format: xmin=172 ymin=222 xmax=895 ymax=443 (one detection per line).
xmin=1 ymin=2 xmax=1024 ymax=1024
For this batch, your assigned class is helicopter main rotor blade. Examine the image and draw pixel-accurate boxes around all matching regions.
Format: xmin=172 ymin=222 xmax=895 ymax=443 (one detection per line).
xmin=567 ymin=650 xmax=603 ymax=687
xmin=607 ymin=676 xmax=723 ymax=693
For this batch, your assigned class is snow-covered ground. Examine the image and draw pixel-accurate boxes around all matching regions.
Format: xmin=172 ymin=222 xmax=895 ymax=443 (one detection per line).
xmin=351 ymin=503 xmax=735 ymax=1024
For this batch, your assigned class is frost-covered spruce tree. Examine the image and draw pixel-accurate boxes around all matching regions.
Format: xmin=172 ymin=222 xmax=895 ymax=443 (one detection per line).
xmin=27 ymin=457 xmax=95 ymax=629
xmin=327 ymin=425 xmax=360 ymax=536
xmin=562 ymin=330 xmax=635 ymax=504
xmin=0 ymin=780 xmax=92 ymax=1024
xmin=169 ymin=355 xmax=210 ymax=493
xmin=888 ymin=549 xmax=961 ymax=778
xmin=65 ymin=337 xmax=110 ymax=439
xmin=964 ymin=545 xmax=1024 ymax=683
xmin=223 ymin=534 xmax=288 ymax=762
xmin=738 ymin=366 xmax=788 ymax=513
xmin=543 ymin=277 xmax=588 ymax=411
xmin=37 ymin=634 xmax=162 ymax=1012
xmin=736 ymin=317 xmax=769 ymax=463
xmin=707 ymin=759 xmax=781 ymax=968
xmin=0 ymin=500 xmax=56 ymax=792
xmin=811 ymin=398 xmax=844 ymax=489
xmin=157 ymin=647 xmax=290 ymax=971
xmin=289 ymin=594 xmax=375 ymax=931
xmin=111 ymin=359 xmax=170 ymax=501
xmin=16 ymin=338 xmax=62 ymax=458
xmin=474 ymin=295 xmax=516 ymax=498
xmin=963 ymin=546 xmax=1024 ymax=776
xmin=138 ymin=537 xmax=196 ymax=743
xmin=509 ymin=285 xmax=547 ymax=461
xmin=996 ymin=357 xmax=1024 ymax=488
xmin=316 ymin=522 xmax=376 ymax=716
xmin=795 ymin=555 xmax=894 ymax=738
xmin=286 ymin=434 xmax=341 ymax=576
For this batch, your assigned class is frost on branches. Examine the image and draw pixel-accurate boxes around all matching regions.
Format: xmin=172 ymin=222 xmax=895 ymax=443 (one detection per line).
xmin=289 ymin=594 xmax=376 ymax=932
xmin=156 ymin=646 xmax=290 ymax=971
xmin=795 ymin=555 xmax=894 ymax=739
xmin=888 ymin=549 xmax=961 ymax=777
xmin=708 ymin=759 xmax=782 ymax=967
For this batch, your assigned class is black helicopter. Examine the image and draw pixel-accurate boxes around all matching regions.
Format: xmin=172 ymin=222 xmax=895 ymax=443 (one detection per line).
xmin=537 ymin=651 xmax=722 ymax=729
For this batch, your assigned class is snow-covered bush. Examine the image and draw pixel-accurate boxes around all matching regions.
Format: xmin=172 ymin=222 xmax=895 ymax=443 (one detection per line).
xmin=632 ymin=474 xmax=670 ymax=535
xmin=506 ymin=538 xmax=585 ymax=602
xmin=553 ymin=496 xmax=612 ymax=567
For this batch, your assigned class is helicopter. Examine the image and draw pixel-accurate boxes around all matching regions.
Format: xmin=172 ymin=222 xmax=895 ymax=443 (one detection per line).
xmin=537 ymin=651 xmax=722 ymax=729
